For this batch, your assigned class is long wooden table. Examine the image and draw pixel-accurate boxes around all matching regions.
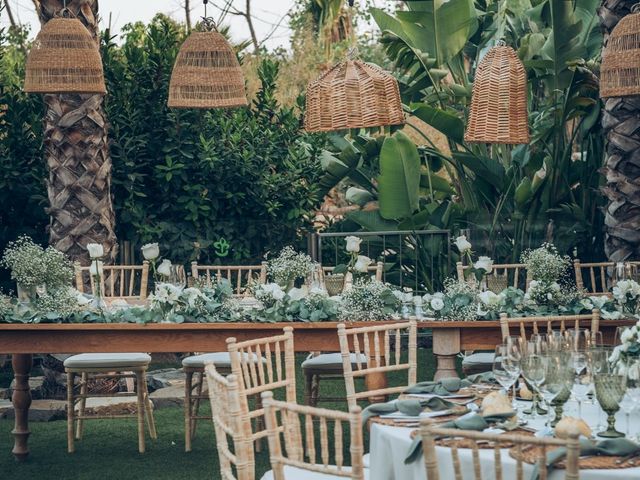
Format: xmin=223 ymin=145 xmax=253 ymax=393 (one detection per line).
xmin=0 ymin=319 xmax=634 ymax=461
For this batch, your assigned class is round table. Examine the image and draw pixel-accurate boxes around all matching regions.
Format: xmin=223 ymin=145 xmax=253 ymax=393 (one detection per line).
xmin=369 ymin=399 xmax=640 ymax=480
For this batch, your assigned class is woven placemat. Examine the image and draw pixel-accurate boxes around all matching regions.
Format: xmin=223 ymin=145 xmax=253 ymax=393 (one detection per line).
xmin=368 ymin=405 xmax=470 ymax=428
xmin=407 ymin=428 xmax=535 ymax=449
xmin=509 ymin=444 xmax=640 ymax=470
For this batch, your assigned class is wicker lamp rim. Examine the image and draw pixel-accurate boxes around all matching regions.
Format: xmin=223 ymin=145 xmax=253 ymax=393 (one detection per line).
xmin=600 ymin=11 xmax=640 ymax=98
xmin=24 ymin=17 xmax=106 ymax=94
xmin=304 ymin=59 xmax=405 ymax=132
xmin=167 ymin=30 xmax=248 ymax=109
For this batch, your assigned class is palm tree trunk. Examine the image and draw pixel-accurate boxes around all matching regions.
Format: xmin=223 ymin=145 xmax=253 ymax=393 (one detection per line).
xmin=599 ymin=0 xmax=640 ymax=262
xmin=35 ymin=0 xmax=117 ymax=265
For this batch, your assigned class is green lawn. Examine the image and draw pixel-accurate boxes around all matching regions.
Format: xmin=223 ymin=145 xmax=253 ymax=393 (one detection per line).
xmin=1 ymin=349 xmax=452 ymax=480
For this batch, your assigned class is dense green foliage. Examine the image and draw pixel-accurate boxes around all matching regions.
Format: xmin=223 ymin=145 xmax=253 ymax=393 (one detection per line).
xmin=0 ymin=14 xmax=326 ymax=281
xmin=321 ymin=0 xmax=606 ymax=266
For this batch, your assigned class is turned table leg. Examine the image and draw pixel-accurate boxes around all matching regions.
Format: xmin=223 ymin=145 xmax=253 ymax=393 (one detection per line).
xmin=12 ymin=353 xmax=33 ymax=462
xmin=432 ymin=328 xmax=461 ymax=381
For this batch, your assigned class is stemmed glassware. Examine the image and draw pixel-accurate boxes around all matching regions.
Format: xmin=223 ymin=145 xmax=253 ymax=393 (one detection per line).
xmin=538 ymin=354 xmax=568 ymax=428
xmin=588 ymin=347 xmax=611 ymax=434
xmin=568 ymin=351 xmax=593 ymax=419
xmin=168 ymin=265 xmax=187 ymax=288
xmin=594 ymin=361 xmax=627 ymax=438
xmin=521 ymin=353 xmax=546 ymax=419
xmin=493 ymin=344 xmax=521 ymax=410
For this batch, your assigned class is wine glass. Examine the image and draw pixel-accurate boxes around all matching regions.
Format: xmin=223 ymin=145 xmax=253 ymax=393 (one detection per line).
xmin=619 ymin=391 xmax=636 ymax=438
xmin=568 ymin=353 xmax=592 ymax=419
xmin=493 ymin=345 xmax=518 ymax=397
xmin=595 ymin=363 xmax=627 ymax=438
xmin=502 ymin=342 xmax=522 ymax=410
xmin=565 ymin=328 xmax=591 ymax=351
xmin=538 ymin=355 xmax=566 ymax=428
xmin=521 ymin=354 xmax=546 ymax=419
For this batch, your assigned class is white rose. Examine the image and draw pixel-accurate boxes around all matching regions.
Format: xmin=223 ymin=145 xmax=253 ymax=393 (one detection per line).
xmin=529 ymin=280 xmax=539 ymax=289
xmin=353 ymin=255 xmax=372 ymax=273
xmin=272 ymin=287 xmax=285 ymax=301
xmin=478 ymin=290 xmax=499 ymax=306
xmin=86 ymin=243 xmax=104 ymax=259
xmin=621 ymin=328 xmax=634 ymax=344
xmin=110 ymin=298 xmax=129 ymax=308
xmin=141 ymin=243 xmax=160 ymax=261
xmin=288 ymin=287 xmax=307 ymax=301
xmin=602 ymin=309 xmax=622 ymax=320
xmin=430 ymin=297 xmax=445 ymax=311
xmin=157 ymin=259 xmax=172 ymax=277
xmin=422 ymin=293 xmax=432 ymax=304
xmin=589 ymin=296 xmax=607 ymax=309
xmin=345 ymin=236 xmax=362 ymax=253
xmin=89 ymin=260 xmax=104 ymax=277
xmin=473 ymin=256 xmax=493 ymax=273
xmin=413 ymin=296 xmax=423 ymax=306
xmin=454 ymin=235 xmax=472 ymax=254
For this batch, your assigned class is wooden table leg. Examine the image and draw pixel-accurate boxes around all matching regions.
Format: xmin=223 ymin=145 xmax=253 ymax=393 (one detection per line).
xmin=11 ymin=353 xmax=33 ymax=462
xmin=432 ymin=328 xmax=460 ymax=381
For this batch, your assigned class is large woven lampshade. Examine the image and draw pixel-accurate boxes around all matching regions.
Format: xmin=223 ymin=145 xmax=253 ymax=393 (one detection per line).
xmin=464 ymin=44 xmax=529 ymax=144
xmin=24 ymin=17 xmax=106 ymax=94
xmin=601 ymin=6 xmax=640 ymax=98
xmin=168 ymin=29 xmax=247 ymax=109
xmin=304 ymin=59 xmax=404 ymax=132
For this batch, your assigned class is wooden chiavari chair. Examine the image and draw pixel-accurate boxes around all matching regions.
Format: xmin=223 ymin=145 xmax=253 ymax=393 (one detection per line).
xmin=499 ymin=310 xmax=601 ymax=343
xmin=420 ymin=417 xmax=580 ymax=480
xmin=205 ymin=364 xmax=255 ymax=480
xmin=456 ymin=261 xmax=531 ymax=293
xmin=573 ymin=259 xmax=615 ymax=296
xmin=261 ymin=391 xmax=365 ymax=480
xmin=227 ymin=327 xmax=296 ymax=451
xmin=338 ymin=321 xmax=417 ymax=409
xmin=302 ymin=262 xmax=384 ymax=407
xmin=191 ymin=262 xmax=267 ymax=296
xmin=74 ymin=261 xmax=150 ymax=301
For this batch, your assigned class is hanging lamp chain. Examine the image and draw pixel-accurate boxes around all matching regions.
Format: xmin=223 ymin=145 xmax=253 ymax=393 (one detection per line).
xmin=57 ymin=0 xmax=75 ymax=18
xmin=632 ymin=3 xmax=640 ymax=13
xmin=199 ymin=0 xmax=218 ymax=31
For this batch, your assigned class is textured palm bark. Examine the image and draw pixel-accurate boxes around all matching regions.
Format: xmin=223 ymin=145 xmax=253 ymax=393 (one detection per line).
xmin=599 ymin=0 xmax=640 ymax=262
xmin=35 ymin=0 xmax=117 ymax=264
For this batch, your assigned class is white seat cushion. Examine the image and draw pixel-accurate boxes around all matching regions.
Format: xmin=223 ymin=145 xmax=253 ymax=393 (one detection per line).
xmin=301 ymin=353 xmax=368 ymax=369
xmin=261 ymin=465 xmax=370 ymax=480
xmin=181 ymin=352 xmax=264 ymax=368
xmin=461 ymin=352 xmax=495 ymax=365
xmin=64 ymin=353 xmax=151 ymax=368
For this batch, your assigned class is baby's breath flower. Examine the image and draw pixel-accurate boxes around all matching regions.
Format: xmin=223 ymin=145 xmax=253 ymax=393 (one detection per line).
xmin=267 ymin=247 xmax=317 ymax=287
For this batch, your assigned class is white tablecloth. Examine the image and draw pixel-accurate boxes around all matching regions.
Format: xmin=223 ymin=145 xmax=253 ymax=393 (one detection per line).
xmin=369 ymin=400 xmax=640 ymax=480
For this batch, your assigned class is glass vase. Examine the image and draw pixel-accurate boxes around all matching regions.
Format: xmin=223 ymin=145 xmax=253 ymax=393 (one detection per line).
xmin=16 ymin=283 xmax=37 ymax=304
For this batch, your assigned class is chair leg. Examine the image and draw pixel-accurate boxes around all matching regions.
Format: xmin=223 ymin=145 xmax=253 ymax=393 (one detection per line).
xmin=67 ymin=371 xmax=75 ymax=453
xmin=304 ymin=370 xmax=313 ymax=405
xmin=184 ymin=370 xmax=193 ymax=452
xmin=311 ymin=374 xmax=320 ymax=407
xmin=75 ymin=372 xmax=88 ymax=440
xmin=143 ymin=375 xmax=157 ymax=439
xmin=190 ymin=370 xmax=204 ymax=443
xmin=135 ymin=370 xmax=146 ymax=453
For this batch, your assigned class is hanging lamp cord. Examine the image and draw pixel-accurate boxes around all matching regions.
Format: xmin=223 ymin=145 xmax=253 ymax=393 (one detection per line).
xmin=632 ymin=3 xmax=640 ymax=13
xmin=199 ymin=0 xmax=218 ymax=31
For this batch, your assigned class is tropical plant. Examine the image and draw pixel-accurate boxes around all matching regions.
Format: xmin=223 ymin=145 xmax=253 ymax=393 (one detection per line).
xmin=598 ymin=1 xmax=640 ymax=263
xmin=34 ymin=0 xmax=118 ymax=264
xmin=350 ymin=0 xmax=607 ymax=264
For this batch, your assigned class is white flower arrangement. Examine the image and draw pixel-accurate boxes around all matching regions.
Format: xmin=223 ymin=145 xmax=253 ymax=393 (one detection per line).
xmin=254 ymin=282 xmax=286 ymax=308
xmin=520 ymin=243 xmax=570 ymax=284
xmin=1 ymin=236 xmax=73 ymax=290
xmin=267 ymin=246 xmax=317 ymax=288
xmin=612 ymin=280 xmax=640 ymax=316
xmin=610 ymin=320 xmax=640 ymax=378
xmin=339 ymin=279 xmax=401 ymax=321
xmin=141 ymin=243 xmax=160 ymax=261
xmin=453 ymin=235 xmax=494 ymax=284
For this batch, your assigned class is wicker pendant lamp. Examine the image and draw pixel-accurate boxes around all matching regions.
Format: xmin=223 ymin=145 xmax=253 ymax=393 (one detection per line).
xmin=168 ymin=1 xmax=247 ymax=109
xmin=24 ymin=9 xmax=106 ymax=94
xmin=304 ymin=54 xmax=404 ymax=132
xmin=601 ymin=4 xmax=640 ymax=98
xmin=464 ymin=43 xmax=529 ymax=144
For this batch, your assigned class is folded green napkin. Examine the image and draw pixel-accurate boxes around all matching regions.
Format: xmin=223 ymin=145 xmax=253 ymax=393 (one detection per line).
xmin=404 ymin=412 xmax=516 ymax=464
xmin=362 ymin=396 xmax=456 ymax=424
xmin=403 ymin=372 xmax=496 ymax=396
xmin=531 ymin=438 xmax=640 ymax=480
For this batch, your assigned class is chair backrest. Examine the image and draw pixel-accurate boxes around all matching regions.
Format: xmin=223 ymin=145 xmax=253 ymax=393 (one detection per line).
xmin=226 ymin=327 xmax=296 ymax=443
xmin=261 ymin=391 xmax=365 ymax=480
xmin=191 ymin=262 xmax=267 ymax=296
xmin=499 ymin=310 xmax=600 ymax=342
xmin=456 ymin=261 xmax=530 ymax=292
xmin=420 ymin=418 xmax=580 ymax=480
xmin=573 ymin=259 xmax=615 ymax=296
xmin=205 ymin=365 xmax=254 ymax=480
xmin=74 ymin=261 xmax=150 ymax=300
xmin=322 ymin=261 xmax=384 ymax=282
xmin=338 ymin=321 xmax=417 ymax=409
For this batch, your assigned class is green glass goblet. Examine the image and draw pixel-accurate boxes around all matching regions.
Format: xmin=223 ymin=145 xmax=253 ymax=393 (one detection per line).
xmin=595 ymin=372 xmax=627 ymax=438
